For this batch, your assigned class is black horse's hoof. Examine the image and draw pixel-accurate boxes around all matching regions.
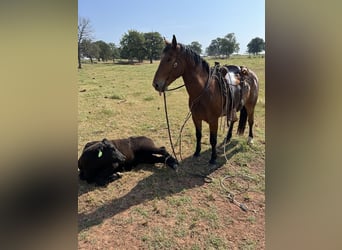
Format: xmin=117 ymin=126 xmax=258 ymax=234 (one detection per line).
xmin=209 ymin=159 xmax=217 ymax=165
xmin=116 ymin=172 xmax=123 ymax=178
xmin=166 ymin=157 xmax=179 ymax=170
xmin=171 ymin=163 xmax=178 ymax=171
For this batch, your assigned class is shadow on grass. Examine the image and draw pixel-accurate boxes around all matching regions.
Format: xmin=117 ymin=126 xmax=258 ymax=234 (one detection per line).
xmin=78 ymin=140 xmax=243 ymax=232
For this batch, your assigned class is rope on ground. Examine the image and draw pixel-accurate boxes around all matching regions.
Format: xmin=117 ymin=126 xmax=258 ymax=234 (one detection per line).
xmin=220 ymin=174 xmax=250 ymax=212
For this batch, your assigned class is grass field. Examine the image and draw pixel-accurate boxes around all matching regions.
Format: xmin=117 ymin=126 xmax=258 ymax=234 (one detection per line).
xmin=78 ymin=56 xmax=265 ymax=249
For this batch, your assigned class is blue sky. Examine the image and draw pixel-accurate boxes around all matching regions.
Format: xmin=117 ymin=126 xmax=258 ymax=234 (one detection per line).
xmin=78 ymin=0 xmax=265 ymax=54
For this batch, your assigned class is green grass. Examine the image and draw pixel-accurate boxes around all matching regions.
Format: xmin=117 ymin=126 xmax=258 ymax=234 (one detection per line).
xmin=78 ymin=55 xmax=265 ymax=249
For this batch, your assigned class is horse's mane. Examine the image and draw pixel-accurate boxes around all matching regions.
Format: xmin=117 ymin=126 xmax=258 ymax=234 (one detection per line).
xmin=163 ymin=43 xmax=210 ymax=73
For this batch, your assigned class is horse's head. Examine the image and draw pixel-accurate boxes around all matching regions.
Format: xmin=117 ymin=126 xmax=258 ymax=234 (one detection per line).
xmin=101 ymin=138 xmax=126 ymax=164
xmin=152 ymin=35 xmax=184 ymax=93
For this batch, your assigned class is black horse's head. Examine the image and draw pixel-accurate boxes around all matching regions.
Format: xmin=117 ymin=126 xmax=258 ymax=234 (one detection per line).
xmin=101 ymin=138 xmax=126 ymax=164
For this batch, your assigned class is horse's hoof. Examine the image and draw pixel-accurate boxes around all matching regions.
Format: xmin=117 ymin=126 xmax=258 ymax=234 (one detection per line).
xmin=170 ymin=163 xmax=178 ymax=171
xmin=209 ymin=159 xmax=217 ymax=165
xmin=193 ymin=153 xmax=200 ymax=158
xmin=172 ymin=164 xmax=179 ymax=172
xmin=116 ymin=172 xmax=123 ymax=178
xmin=166 ymin=157 xmax=179 ymax=170
xmin=224 ymin=138 xmax=231 ymax=145
xmin=247 ymin=137 xmax=254 ymax=145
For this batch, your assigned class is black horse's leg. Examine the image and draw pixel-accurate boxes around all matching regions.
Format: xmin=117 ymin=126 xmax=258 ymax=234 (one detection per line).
xmin=135 ymin=147 xmax=178 ymax=169
xmin=192 ymin=118 xmax=202 ymax=157
xmin=155 ymin=147 xmax=178 ymax=169
xmin=94 ymin=166 xmax=116 ymax=186
xmin=209 ymin=120 xmax=218 ymax=164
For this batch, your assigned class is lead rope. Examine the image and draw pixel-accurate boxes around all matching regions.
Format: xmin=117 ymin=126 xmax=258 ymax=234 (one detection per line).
xmin=163 ymin=92 xmax=178 ymax=163
xmin=166 ymin=84 xmax=185 ymax=92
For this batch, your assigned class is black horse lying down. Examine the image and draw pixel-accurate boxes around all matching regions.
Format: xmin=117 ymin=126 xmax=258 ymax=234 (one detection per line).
xmin=78 ymin=136 xmax=178 ymax=186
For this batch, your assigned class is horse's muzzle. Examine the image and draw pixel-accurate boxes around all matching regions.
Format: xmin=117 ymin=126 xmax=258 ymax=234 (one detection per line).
xmin=152 ymin=81 xmax=166 ymax=94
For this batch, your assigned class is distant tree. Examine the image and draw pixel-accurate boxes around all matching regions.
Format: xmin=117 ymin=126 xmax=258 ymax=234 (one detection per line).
xmin=94 ymin=40 xmax=112 ymax=61
xmin=188 ymin=41 xmax=202 ymax=55
xmin=80 ymin=39 xmax=100 ymax=63
xmin=206 ymin=33 xmax=239 ymax=57
xmin=220 ymin=33 xmax=240 ymax=57
xmin=108 ymin=42 xmax=120 ymax=62
xmin=120 ymin=30 xmax=146 ymax=62
xmin=206 ymin=38 xmax=221 ymax=57
xmin=247 ymin=37 xmax=265 ymax=55
xmin=78 ymin=17 xmax=93 ymax=68
xmin=144 ymin=32 xmax=164 ymax=63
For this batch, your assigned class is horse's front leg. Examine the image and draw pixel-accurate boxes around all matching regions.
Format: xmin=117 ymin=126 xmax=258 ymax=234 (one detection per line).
xmin=192 ymin=118 xmax=202 ymax=157
xmin=209 ymin=120 xmax=218 ymax=165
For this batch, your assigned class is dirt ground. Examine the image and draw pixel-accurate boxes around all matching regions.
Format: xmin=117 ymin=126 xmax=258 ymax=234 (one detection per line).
xmin=78 ymin=141 xmax=265 ymax=249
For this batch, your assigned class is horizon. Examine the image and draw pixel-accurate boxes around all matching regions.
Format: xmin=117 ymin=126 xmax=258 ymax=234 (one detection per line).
xmin=78 ymin=0 xmax=265 ymax=54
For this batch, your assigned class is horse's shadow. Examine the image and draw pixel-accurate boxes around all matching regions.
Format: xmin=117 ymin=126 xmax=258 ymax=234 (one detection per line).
xmin=78 ymin=140 xmax=243 ymax=232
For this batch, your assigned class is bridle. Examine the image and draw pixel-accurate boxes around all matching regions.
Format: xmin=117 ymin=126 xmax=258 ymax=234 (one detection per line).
xmin=161 ymin=53 xmax=186 ymax=92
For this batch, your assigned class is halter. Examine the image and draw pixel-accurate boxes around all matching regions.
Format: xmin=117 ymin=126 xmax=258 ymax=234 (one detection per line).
xmin=161 ymin=53 xmax=185 ymax=92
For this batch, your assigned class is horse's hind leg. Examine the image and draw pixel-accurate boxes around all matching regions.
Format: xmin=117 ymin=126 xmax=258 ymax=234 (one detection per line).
xmin=247 ymin=108 xmax=255 ymax=144
xmin=225 ymin=120 xmax=235 ymax=143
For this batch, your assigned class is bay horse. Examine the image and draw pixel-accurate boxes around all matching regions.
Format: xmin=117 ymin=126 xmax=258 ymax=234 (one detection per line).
xmin=152 ymin=35 xmax=259 ymax=164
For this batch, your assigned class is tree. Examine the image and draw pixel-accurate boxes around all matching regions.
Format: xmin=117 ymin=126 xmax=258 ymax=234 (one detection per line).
xmin=144 ymin=32 xmax=164 ymax=63
xmin=78 ymin=17 xmax=93 ymax=68
xmin=120 ymin=30 xmax=146 ymax=62
xmin=108 ymin=42 xmax=120 ymax=62
xmin=94 ymin=40 xmax=112 ymax=62
xmin=247 ymin=37 xmax=265 ymax=55
xmin=206 ymin=38 xmax=221 ymax=57
xmin=188 ymin=41 xmax=202 ymax=55
xmin=80 ymin=39 xmax=100 ymax=63
xmin=220 ymin=33 xmax=240 ymax=57
xmin=205 ymin=33 xmax=239 ymax=57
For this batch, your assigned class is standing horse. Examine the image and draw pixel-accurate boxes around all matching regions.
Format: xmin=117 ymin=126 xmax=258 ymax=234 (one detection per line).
xmin=152 ymin=35 xmax=259 ymax=164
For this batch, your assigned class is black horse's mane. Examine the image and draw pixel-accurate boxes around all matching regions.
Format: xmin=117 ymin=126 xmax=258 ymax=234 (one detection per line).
xmin=163 ymin=43 xmax=210 ymax=73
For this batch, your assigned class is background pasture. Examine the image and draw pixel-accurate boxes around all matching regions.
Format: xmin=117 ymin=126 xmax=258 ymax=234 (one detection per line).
xmin=78 ymin=56 xmax=265 ymax=249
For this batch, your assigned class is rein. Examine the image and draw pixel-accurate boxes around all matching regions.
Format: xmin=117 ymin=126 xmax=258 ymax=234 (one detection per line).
xmin=166 ymin=84 xmax=185 ymax=91
xmin=163 ymin=92 xmax=179 ymax=162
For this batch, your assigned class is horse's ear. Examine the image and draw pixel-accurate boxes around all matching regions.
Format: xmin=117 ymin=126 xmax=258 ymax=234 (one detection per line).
xmin=163 ymin=36 xmax=171 ymax=45
xmin=172 ymin=35 xmax=177 ymax=48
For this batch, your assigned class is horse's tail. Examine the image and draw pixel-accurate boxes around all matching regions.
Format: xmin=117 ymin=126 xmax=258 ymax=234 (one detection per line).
xmin=237 ymin=106 xmax=247 ymax=135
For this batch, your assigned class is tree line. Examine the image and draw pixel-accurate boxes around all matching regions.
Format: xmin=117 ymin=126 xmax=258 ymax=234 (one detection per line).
xmin=78 ymin=17 xmax=265 ymax=69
